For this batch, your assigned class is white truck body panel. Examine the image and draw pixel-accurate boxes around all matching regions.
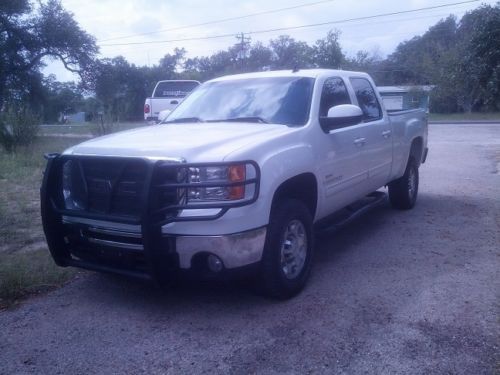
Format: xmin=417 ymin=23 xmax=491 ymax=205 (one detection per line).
xmin=57 ymin=69 xmax=428 ymax=270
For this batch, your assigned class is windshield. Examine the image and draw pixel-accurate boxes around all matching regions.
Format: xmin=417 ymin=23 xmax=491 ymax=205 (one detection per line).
xmin=165 ymin=76 xmax=314 ymax=126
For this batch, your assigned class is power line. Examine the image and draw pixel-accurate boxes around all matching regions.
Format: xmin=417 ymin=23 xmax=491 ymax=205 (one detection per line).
xmin=99 ymin=0 xmax=480 ymax=47
xmin=101 ymin=10 xmax=469 ymax=54
xmin=98 ymin=0 xmax=337 ymax=42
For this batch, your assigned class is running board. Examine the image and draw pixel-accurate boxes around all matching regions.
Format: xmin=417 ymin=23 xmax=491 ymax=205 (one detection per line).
xmin=315 ymin=191 xmax=387 ymax=234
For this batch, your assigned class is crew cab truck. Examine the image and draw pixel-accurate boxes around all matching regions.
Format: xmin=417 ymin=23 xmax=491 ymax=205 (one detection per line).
xmin=41 ymin=69 xmax=428 ymax=298
xmin=144 ymin=80 xmax=200 ymax=122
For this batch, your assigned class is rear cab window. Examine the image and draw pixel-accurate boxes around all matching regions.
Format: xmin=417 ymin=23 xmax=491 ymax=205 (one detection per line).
xmin=350 ymin=77 xmax=382 ymax=122
xmin=154 ymin=81 xmax=200 ymax=98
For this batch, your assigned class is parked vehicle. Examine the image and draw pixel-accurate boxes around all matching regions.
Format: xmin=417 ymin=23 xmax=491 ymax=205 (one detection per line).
xmin=41 ymin=69 xmax=428 ymax=298
xmin=144 ymin=80 xmax=200 ymax=122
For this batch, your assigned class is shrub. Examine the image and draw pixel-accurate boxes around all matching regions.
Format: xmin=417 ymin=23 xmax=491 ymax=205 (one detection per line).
xmin=0 ymin=107 xmax=40 ymax=153
xmin=91 ymin=111 xmax=117 ymax=136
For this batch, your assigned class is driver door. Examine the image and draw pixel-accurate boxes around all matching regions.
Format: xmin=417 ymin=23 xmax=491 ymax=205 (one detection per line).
xmin=316 ymin=77 xmax=369 ymax=218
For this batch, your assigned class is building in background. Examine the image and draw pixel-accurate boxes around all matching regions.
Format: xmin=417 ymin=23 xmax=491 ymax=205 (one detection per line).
xmin=66 ymin=111 xmax=86 ymax=123
xmin=378 ymin=86 xmax=434 ymax=113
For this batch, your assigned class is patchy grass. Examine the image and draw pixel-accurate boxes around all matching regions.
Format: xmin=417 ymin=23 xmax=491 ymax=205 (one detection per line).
xmin=39 ymin=124 xmax=93 ymax=136
xmin=429 ymin=112 xmax=500 ymax=122
xmin=39 ymin=121 xmax=147 ymax=137
xmin=0 ymin=137 xmax=80 ymax=251
xmin=0 ymin=136 xmax=84 ymax=308
xmin=0 ymin=249 xmax=76 ymax=309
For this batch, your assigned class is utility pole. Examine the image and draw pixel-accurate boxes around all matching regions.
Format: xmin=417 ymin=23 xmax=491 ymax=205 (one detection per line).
xmin=235 ymin=32 xmax=251 ymax=60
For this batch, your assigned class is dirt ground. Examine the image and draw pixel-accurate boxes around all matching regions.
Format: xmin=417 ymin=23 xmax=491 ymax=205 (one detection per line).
xmin=0 ymin=124 xmax=498 ymax=374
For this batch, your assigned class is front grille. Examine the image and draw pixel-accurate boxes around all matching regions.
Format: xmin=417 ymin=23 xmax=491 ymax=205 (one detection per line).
xmin=64 ymin=223 xmax=149 ymax=273
xmin=60 ymin=156 xmax=181 ymax=221
xmin=84 ymin=158 xmax=146 ymax=216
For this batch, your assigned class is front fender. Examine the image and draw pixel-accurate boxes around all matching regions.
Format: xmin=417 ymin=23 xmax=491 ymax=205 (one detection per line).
xmin=257 ymin=143 xmax=316 ymax=223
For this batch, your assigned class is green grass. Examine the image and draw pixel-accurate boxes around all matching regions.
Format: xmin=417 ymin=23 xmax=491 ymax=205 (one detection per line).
xmin=39 ymin=124 xmax=93 ymax=135
xmin=39 ymin=121 xmax=146 ymax=136
xmin=0 ymin=249 xmax=76 ymax=309
xmin=428 ymin=112 xmax=500 ymax=122
xmin=0 ymin=136 xmax=84 ymax=308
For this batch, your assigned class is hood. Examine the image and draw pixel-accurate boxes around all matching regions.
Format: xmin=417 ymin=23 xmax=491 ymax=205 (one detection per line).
xmin=64 ymin=123 xmax=291 ymax=162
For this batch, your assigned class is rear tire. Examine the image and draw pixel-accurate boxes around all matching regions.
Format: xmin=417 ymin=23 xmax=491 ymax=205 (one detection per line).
xmin=260 ymin=199 xmax=314 ymax=299
xmin=388 ymin=157 xmax=419 ymax=210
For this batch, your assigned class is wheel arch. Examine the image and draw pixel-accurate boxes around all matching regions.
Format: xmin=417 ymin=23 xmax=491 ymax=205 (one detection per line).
xmin=271 ymin=173 xmax=318 ymax=219
xmin=409 ymin=136 xmax=424 ymax=166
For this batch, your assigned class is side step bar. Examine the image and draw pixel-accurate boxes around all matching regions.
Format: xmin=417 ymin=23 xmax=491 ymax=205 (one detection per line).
xmin=315 ymin=191 xmax=387 ymax=234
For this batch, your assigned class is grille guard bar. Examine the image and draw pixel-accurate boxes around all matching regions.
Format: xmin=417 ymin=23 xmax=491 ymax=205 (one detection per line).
xmin=42 ymin=154 xmax=260 ymax=225
xmin=40 ymin=153 xmax=260 ymax=280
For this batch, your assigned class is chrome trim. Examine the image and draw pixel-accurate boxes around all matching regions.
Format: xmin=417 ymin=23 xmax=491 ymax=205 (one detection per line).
xmin=67 ymin=153 xmax=186 ymax=163
xmin=174 ymin=227 xmax=267 ymax=269
xmin=87 ymin=237 xmax=144 ymax=251
xmin=87 ymin=226 xmax=142 ymax=238
xmin=62 ymin=216 xmax=141 ymax=232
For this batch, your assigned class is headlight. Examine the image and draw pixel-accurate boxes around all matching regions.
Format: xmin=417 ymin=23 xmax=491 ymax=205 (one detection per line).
xmin=187 ymin=164 xmax=247 ymax=201
xmin=62 ymin=160 xmax=86 ymax=210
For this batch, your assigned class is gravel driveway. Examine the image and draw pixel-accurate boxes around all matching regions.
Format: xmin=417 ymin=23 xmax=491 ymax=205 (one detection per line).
xmin=1 ymin=124 xmax=499 ymax=374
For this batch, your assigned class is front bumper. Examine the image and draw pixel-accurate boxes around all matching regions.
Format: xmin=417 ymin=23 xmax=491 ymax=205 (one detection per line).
xmin=175 ymin=227 xmax=266 ymax=269
xmin=57 ymin=217 xmax=266 ymax=278
xmin=40 ymin=154 xmax=263 ymax=281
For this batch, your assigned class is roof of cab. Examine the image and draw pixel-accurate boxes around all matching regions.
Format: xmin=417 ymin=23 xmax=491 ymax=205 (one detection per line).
xmin=208 ymin=69 xmax=370 ymax=82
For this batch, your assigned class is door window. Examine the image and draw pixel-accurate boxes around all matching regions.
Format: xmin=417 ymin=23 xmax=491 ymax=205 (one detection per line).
xmin=350 ymin=78 xmax=382 ymax=121
xmin=319 ymin=77 xmax=351 ymax=117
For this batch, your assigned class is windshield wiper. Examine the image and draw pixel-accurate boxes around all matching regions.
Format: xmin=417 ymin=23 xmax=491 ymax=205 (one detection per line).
xmin=207 ymin=116 xmax=269 ymax=124
xmin=163 ymin=117 xmax=204 ymax=123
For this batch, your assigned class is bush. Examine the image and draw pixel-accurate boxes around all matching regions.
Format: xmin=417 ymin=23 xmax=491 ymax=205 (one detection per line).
xmin=91 ymin=111 xmax=117 ymax=136
xmin=0 ymin=107 xmax=40 ymax=153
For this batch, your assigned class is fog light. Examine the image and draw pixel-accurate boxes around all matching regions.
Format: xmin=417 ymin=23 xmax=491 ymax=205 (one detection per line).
xmin=207 ymin=254 xmax=223 ymax=272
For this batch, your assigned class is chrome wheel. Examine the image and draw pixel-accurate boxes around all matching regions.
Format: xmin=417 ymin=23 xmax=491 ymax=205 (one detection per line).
xmin=280 ymin=219 xmax=308 ymax=279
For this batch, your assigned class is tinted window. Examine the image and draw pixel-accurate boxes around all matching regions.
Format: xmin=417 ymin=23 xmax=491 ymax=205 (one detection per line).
xmin=166 ymin=77 xmax=314 ymax=126
xmin=319 ymin=77 xmax=351 ymax=117
xmin=350 ymin=78 xmax=382 ymax=121
xmin=154 ymin=81 xmax=200 ymax=98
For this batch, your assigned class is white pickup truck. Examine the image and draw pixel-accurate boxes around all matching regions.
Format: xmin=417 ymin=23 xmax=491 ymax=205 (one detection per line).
xmin=144 ymin=80 xmax=200 ymax=122
xmin=41 ymin=69 xmax=428 ymax=298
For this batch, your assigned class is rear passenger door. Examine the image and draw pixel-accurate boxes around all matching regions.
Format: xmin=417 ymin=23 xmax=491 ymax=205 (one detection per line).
xmin=350 ymin=77 xmax=393 ymax=191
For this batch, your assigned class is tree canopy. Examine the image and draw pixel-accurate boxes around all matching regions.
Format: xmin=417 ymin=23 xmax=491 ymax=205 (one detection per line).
xmin=0 ymin=0 xmax=97 ymax=109
xmin=1 ymin=0 xmax=499 ymax=123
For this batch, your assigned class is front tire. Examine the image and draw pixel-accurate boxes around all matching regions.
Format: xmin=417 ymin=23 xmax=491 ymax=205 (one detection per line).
xmin=260 ymin=199 xmax=314 ymax=299
xmin=388 ymin=157 xmax=419 ymax=210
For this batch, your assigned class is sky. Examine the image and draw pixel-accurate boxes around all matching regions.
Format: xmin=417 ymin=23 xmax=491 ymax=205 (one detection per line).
xmin=42 ymin=0 xmax=495 ymax=82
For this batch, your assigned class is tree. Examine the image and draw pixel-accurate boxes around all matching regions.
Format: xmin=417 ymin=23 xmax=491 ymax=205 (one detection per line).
xmin=42 ymin=75 xmax=84 ymax=123
xmin=269 ymin=35 xmax=314 ymax=69
xmin=384 ymin=16 xmax=463 ymax=112
xmin=159 ymin=48 xmax=186 ymax=76
xmin=455 ymin=4 xmax=500 ymax=111
xmin=246 ymin=42 xmax=273 ymax=71
xmin=313 ymin=30 xmax=345 ymax=69
xmin=0 ymin=0 xmax=98 ymax=109
xmin=382 ymin=4 xmax=500 ymax=113
xmin=92 ymin=56 xmax=165 ymax=122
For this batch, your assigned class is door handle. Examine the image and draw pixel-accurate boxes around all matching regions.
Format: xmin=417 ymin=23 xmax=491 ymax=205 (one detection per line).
xmin=353 ymin=137 xmax=366 ymax=146
xmin=382 ymin=130 xmax=391 ymax=138
xmin=170 ymin=100 xmax=179 ymax=105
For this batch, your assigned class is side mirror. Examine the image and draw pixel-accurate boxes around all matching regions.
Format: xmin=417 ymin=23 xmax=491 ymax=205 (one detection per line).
xmin=320 ymin=104 xmax=363 ymax=132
